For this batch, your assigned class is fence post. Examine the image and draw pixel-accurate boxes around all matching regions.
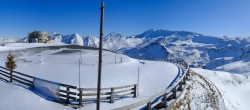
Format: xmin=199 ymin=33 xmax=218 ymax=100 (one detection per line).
xmin=187 ymin=69 xmax=190 ymax=79
xmin=183 ymin=76 xmax=186 ymax=84
xmin=173 ymin=87 xmax=176 ymax=99
xmin=133 ymin=84 xmax=137 ymax=98
xmin=79 ymin=88 xmax=83 ymax=106
xmin=147 ymin=101 xmax=152 ymax=110
xmin=32 ymin=77 xmax=35 ymax=89
xmin=177 ymin=81 xmax=183 ymax=91
xmin=110 ymin=88 xmax=114 ymax=103
xmin=162 ymin=93 xmax=168 ymax=108
xmin=10 ymin=71 xmax=13 ymax=82
xmin=66 ymin=86 xmax=70 ymax=103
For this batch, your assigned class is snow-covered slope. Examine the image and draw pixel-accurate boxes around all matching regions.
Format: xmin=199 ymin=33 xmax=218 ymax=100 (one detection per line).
xmin=83 ymin=36 xmax=99 ymax=47
xmin=124 ymin=30 xmax=247 ymax=64
xmin=0 ymin=38 xmax=17 ymax=44
xmin=51 ymin=33 xmax=63 ymax=43
xmin=192 ymin=68 xmax=250 ymax=110
xmin=123 ymin=42 xmax=168 ymax=60
xmin=100 ymin=29 xmax=250 ymax=77
xmin=61 ymin=33 xmax=84 ymax=46
xmin=0 ymin=81 xmax=73 ymax=110
xmin=176 ymin=70 xmax=226 ymax=110
xmin=175 ymin=68 xmax=249 ymax=110
xmin=0 ymin=43 xmax=180 ymax=110
xmin=103 ymin=32 xmax=143 ymax=51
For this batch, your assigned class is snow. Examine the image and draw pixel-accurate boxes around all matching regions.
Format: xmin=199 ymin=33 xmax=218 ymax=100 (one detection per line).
xmin=15 ymin=30 xmax=250 ymax=78
xmin=0 ymin=38 xmax=17 ymax=43
xmin=123 ymin=42 xmax=168 ymax=60
xmin=0 ymin=43 xmax=179 ymax=110
xmin=84 ymin=36 xmax=99 ymax=47
xmin=192 ymin=68 xmax=250 ymax=110
xmin=62 ymin=33 xmax=84 ymax=46
xmin=0 ymin=81 xmax=72 ymax=110
xmin=2 ymin=29 xmax=250 ymax=109
xmin=215 ymin=60 xmax=250 ymax=76
xmin=0 ymin=43 xmax=66 ymax=51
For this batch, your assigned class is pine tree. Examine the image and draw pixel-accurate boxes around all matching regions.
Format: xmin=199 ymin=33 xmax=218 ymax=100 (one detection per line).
xmin=5 ymin=51 xmax=17 ymax=82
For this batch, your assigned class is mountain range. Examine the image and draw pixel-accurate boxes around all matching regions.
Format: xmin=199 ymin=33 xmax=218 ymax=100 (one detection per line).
xmin=2 ymin=29 xmax=250 ymax=77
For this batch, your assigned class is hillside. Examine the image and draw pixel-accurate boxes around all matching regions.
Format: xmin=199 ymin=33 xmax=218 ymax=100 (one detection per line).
xmin=0 ymin=43 xmax=180 ymax=110
xmin=1 ymin=33 xmax=250 ymax=109
xmin=5 ymin=29 xmax=250 ymax=77
xmin=192 ymin=68 xmax=250 ymax=110
xmin=18 ymin=29 xmax=250 ymax=77
xmin=174 ymin=68 xmax=250 ymax=110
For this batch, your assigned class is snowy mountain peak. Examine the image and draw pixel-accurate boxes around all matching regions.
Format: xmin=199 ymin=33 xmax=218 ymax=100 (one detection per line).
xmin=135 ymin=29 xmax=199 ymax=39
xmin=104 ymin=32 xmax=125 ymax=40
xmin=73 ymin=33 xmax=81 ymax=37
xmin=84 ymin=36 xmax=99 ymax=47
xmin=62 ymin=33 xmax=83 ymax=46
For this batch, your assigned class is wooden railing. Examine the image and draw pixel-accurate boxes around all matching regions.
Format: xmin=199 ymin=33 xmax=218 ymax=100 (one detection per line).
xmin=77 ymin=84 xmax=137 ymax=104
xmin=0 ymin=59 xmax=189 ymax=109
xmin=0 ymin=66 xmax=34 ymax=87
xmin=0 ymin=66 xmax=137 ymax=106
xmin=59 ymin=83 xmax=78 ymax=103
xmin=113 ymin=59 xmax=190 ymax=110
xmin=57 ymin=83 xmax=137 ymax=105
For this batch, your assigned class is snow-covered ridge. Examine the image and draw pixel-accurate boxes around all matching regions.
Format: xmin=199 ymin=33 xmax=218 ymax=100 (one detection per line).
xmin=0 ymin=38 xmax=17 ymax=43
xmin=9 ymin=29 xmax=250 ymax=76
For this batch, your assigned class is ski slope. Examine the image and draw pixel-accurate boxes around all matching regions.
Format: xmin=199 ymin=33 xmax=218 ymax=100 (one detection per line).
xmin=0 ymin=43 xmax=180 ymax=110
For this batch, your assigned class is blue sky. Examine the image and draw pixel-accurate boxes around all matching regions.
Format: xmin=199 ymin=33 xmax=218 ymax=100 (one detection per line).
xmin=0 ymin=0 xmax=250 ymax=38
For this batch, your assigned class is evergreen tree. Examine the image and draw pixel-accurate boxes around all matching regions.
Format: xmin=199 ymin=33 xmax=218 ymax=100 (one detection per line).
xmin=5 ymin=51 xmax=17 ymax=82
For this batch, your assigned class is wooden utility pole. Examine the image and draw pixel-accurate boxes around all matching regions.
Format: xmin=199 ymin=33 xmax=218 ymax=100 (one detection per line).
xmin=137 ymin=67 xmax=140 ymax=96
xmin=97 ymin=2 xmax=104 ymax=110
xmin=115 ymin=53 xmax=117 ymax=64
xmin=79 ymin=52 xmax=82 ymax=88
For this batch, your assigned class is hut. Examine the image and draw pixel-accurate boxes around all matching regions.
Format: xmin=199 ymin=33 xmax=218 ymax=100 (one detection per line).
xmin=28 ymin=31 xmax=51 ymax=43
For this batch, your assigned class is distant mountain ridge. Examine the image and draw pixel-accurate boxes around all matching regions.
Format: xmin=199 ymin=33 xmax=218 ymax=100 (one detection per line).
xmin=5 ymin=29 xmax=250 ymax=76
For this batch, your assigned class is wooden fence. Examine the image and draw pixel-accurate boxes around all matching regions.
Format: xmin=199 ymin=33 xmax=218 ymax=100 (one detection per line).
xmin=0 ymin=66 xmax=137 ymax=106
xmin=0 ymin=66 xmax=34 ymax=87
xmin=57 ymin=83 xmax=137 ymax=106
xmin=0 ymin=59 xmax=189 ymax=109
xmin=113 ymin=59 xmax=190 ymax=110
xmin=77 ymin=84 xmax=137 ymax=104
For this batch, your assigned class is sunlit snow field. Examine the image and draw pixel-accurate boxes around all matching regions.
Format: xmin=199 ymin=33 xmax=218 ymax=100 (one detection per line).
xmin=0 ymin=43 xmax=179 ymax=110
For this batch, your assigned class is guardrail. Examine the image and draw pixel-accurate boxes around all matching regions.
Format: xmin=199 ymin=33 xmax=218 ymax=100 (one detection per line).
xmin=113 ymin=59 xmax=190 ymax=110
xmin=0 ymin=66 xmax=137 ymax=106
